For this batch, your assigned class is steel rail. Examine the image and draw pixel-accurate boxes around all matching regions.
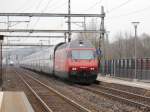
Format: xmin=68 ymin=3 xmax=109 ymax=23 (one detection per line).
xmin=95 ymin=85 xmax=150 ymax=101
xmin=75 ymin=85 xmax=150 ymax=109
xmin=17 ymin=68 xmax=91 ymax=112
xmin=14 ymin=70 xmax=53 ymax=112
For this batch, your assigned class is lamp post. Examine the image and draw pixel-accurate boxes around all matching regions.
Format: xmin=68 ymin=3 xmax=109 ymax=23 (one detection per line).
xmin=131 ymin=22 xmax=140 ymax=81
xmin=0 ymin=35 xmax=3 ymax=86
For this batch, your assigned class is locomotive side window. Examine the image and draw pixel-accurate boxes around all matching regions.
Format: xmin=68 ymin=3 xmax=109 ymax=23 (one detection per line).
xmin=71 ymin=50 xmax=94 ymax=59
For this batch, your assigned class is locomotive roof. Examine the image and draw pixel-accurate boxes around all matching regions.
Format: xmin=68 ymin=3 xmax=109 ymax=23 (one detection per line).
xmin=57 ymin=39 xmax=94 ymax=50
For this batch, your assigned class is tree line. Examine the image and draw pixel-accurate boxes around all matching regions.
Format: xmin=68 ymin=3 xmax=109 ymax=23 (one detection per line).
xmin=77 ymin=19 xmax=150 ymax=59
xmin=103 ymin=33 xmax=150 ymax=59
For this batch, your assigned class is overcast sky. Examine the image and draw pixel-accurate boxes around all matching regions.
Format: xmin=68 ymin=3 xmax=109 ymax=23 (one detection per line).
xmin=0 ymin=0 xmax=150 ymax=43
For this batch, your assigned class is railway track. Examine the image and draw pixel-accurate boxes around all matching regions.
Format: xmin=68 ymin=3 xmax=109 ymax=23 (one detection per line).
xmin=14 ymin=69 xmax=91 ymax=112
xmin=75 ymin=84 xmax=150 ymax=110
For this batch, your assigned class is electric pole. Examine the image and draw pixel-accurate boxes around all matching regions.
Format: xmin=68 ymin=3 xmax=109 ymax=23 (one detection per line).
xmin=64 ymin=32 xmax=67 ymax=42
xmin=131 ymin=22 xmax=140 ymax=81
xmin=68 ymin=0 xmax=71 ymax=42
xmin=105 ymin=31 xmax=110 ymax=60
xmin=83 ymin=17 xmax=86 ymax=30
xmin=0 ymin=35 xmax=3 ymax=86
xmin=83 ymin=17 xmax=87 ymax=39
xmin=97 ymin=6 xmax=105 ymax=71
xmin=99 ymin=6 xmax=105 ymax=59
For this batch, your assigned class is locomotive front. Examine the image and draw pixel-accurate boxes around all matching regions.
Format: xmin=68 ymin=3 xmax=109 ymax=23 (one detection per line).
xmin=68 ymin=47 xmax=98 ymax=83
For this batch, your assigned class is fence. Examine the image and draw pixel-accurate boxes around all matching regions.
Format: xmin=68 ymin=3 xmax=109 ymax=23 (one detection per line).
xmin=99 ymin=58 xmax=150 ymax=80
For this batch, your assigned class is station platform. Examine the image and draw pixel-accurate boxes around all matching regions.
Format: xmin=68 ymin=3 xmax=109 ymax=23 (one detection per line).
xmin=97 ymin=74 xmax=150 ymax=90
xmin=0 ymin=92 xmax=34 ymax=112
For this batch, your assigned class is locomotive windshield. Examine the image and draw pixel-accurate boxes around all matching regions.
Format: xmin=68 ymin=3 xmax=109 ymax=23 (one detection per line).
xmin=71 ymin=50 xmax=95 ymax=60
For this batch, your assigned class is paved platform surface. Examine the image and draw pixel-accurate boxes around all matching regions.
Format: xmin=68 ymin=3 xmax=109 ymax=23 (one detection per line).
xmin=0 ymin=92 xmax=34 ymax=112
xmin=97 ymin=75 xmax=150 ymax=90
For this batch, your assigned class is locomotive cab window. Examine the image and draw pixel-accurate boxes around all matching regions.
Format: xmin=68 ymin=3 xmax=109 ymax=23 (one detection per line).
xmin=71 ymin=50 xmax=95 ymax=60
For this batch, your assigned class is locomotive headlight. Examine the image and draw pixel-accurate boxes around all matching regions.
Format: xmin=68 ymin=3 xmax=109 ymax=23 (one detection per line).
xmin=72 ymin=67 xmax=77 ymax=70
xmin=90 ymin=67 xmax=95 ymax=70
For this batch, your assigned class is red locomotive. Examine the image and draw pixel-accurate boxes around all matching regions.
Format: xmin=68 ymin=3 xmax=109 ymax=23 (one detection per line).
xmin=21 ymin=39 xmax=98 ymax=84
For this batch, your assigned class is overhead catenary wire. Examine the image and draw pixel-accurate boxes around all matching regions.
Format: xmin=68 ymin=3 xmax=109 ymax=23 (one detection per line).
xmin=1 ymin=0 xmax=105 ymax=44
xmin=106 ymin=5 xmax=150 ymax=20
xmin=49 ymin=1 xmax=67 ymax=12
xmin=14 ymin=0 xmax=32 ymax=13
xmin=27 ymin=0 xmax=53 ymax=43
xmin=34 ymin=0 xmax=45 ymax=12
xmin=25 ymin=0 xmax=44 ymax=39
xmin=16 ymin=0 xmax=48 ymax=37
xmin=81 ymin=0 xmax=103 ymax=13
xmin=5 ymin=0 xmax=34 ymax=30
xmin=12 ymin=0 xmax=45 ymax=33
xmin=107 ymin=0 xmax=134 ymax=13
xmin=32 ymin=0 xmax=54 ymax=29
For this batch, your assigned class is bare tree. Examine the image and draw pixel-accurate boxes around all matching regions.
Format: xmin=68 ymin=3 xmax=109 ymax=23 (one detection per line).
xmin=108 ymin=32 xmax=150 ymax=59
xmin=77 ymin=19 xmax=150 ymax=59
